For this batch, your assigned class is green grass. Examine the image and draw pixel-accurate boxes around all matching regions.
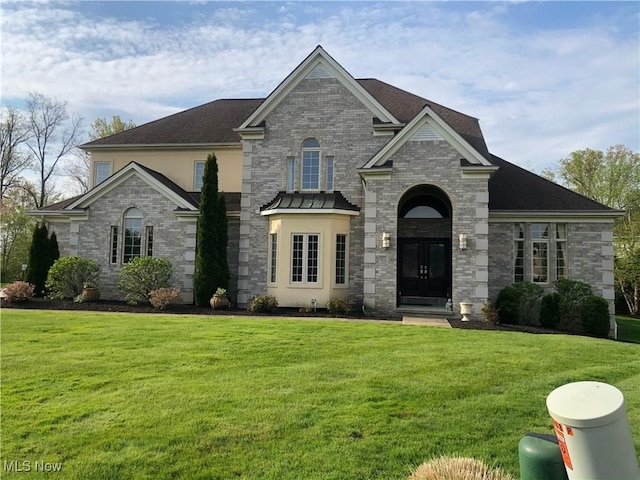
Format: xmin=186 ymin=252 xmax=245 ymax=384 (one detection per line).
xmin=617 ymin=315 xmax=640 ymax=344
xmin=2 ymin=310 xmax=639 ymax=480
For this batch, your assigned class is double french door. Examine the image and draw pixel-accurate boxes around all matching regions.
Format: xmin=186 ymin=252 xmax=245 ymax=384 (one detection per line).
xmin=398 ymin=238 xmax=450 ymax=304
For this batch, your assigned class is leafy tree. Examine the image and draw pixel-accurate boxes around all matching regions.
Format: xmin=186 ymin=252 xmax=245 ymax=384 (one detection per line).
xmin=0 ymin=188 xmax=34 ymax=282
xmin=193 ymin=153 xmax=229 ymax=306
xmin=616 ymin=247 xmax=640 ymax=315
xmin=89 ymin=115 xmax=136 ymax=140
xmin=558 ymin=145 xmax=639 ymax=210
xmin=26 ymin=221 xmax=53 ymax=295
xmin=0 ymin=106 xmax=32 ymax=199
xmin=25 ymin=92 xmax=83 ymax=208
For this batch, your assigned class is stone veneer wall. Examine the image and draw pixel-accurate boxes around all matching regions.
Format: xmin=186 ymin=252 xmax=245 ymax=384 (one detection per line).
xmin=237 ymin=77 xmax=389 ymax=307
xmin=55 ymin=175 xmax=198 ymax=302
xmin=363 ymin=141 xmax=491 ymax=317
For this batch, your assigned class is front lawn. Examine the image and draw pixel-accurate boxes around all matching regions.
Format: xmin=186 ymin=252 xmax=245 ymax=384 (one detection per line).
xmin=617 ymin=315 xmax=640 ymax=344
xmin=2 ymin=310 xmax=639 ymax=479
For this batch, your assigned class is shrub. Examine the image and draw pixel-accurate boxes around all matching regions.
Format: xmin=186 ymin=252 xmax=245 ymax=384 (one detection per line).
xmin=481 ymin=302 xmax=500 ymax=325
xmin=494 ymin=286 xmax=519 ymax=324
xmin=326 ymin=298 xmax=353 ymax=317
xmin=26 ymin=222 xmax=53 ymax=296
xmin=248 ymin=294 xmax=278 ymax=313
xmin=117 ymin=257 xmax=173 ymax=305
xmin=46 ymin=256 xmax=100 ymax=300
xmin=149 ymin=287 xmax=182 ymax=310
xmin=555 ymin=278 xmax=593 ymax=332
xmin=540 ymin=292 xmax=561 ymax=328
xmin=581 ymin=295 xmax=611 ymax=337
xmin=495 ymin=282 xmax=543 ymax=325
xmin=2 ymin=281 xmax=35 ymax=303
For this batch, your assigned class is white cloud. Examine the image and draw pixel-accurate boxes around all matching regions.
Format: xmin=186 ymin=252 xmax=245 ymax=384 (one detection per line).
xmin=1 ymin=1 xmax=637 ymax=172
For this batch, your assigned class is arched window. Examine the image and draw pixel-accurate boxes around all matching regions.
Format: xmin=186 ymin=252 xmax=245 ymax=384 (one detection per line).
xmin=123 ymin=208 xmax=143 ymax=263
xmin=301 ymin=138 xmax=320 ymax=190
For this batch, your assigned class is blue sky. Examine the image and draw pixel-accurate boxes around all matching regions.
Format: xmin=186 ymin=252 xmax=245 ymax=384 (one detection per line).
xmin=1 ymin=1 xmax=638 ymax=176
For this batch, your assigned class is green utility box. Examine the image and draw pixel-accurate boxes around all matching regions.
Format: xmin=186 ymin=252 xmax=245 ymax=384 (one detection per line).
xmin=519 ymin=432 xmax=568 ymax=480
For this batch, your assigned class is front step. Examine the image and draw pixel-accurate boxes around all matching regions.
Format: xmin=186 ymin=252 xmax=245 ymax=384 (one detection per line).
xmin=402 ymin=316 xmax=452 ymax=328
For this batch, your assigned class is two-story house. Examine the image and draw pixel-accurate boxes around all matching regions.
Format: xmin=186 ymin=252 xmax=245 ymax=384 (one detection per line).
xmin=32 ymin=46 xmax=620 ymax=325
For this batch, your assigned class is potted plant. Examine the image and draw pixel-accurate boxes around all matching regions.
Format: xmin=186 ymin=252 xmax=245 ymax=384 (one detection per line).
xmin=81 ymin=281 xmax=100 ymax=302
xmin=210 ymin=287 xmax=229 ymax=310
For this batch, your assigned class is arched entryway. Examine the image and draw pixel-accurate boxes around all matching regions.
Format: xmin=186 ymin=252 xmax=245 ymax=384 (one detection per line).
xmin=397 ymin=186 xmax=452 ymax=307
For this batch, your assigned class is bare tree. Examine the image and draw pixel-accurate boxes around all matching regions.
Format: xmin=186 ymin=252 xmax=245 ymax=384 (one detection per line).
xmin=26 ymin=92 xmax=83 ymax=208
xmin=0 ymin=106 xmax=32 ymax=199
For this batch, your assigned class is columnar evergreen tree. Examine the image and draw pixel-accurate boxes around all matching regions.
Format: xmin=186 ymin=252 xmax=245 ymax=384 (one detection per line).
xmin=26 ymin=221 xmax=51 ymax=295
xmin=193 ymin=153 xmax=229 ymax=306
xmin=49 ymin=231 xmax=60 ymax=266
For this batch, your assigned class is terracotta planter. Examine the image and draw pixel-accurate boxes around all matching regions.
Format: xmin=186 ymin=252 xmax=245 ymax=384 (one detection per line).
xmin=82 ymin=287 xmax=100 ymax=302
xmin=210 ymin=294 xmax=229 ymax=310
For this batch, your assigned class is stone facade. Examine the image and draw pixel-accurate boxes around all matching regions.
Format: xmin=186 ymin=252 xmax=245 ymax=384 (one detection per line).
xmin=237 ymin=77 xmax=389 ymax=307
xmin=51 ymin=175 xmax=198 ymax=302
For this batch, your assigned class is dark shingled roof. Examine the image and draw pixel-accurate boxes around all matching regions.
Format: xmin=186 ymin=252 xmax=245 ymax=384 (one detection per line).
xmin=356 ymin=78 xmax=490 ymax=159
xmin=261 ymin=191 xmax=360 ymax=212
xmin=83 ymin=99 xmax=264 ymax=147
xmin=82 ymin=79 xmax=489 ymax=159
xmin=488 ymin=154 xmax=616 ymax=212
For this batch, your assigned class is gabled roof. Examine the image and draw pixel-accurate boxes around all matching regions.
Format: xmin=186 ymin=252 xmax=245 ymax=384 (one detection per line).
xmin=357 ymin=79 xmax=489 ymax=159
xmin=32 ymin=163 xmax=242 ymax=215
xmin=82 ymin=99 xmax=263 ymax=148
xmin=488 ymin=154 xmax=620 ymax=214
xmin=238 ymin=45 xmax=400 ymax=130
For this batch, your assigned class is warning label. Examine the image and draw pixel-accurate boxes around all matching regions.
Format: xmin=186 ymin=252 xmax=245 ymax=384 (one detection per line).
xmin=553 ymin=420 xmax=573 ymax=470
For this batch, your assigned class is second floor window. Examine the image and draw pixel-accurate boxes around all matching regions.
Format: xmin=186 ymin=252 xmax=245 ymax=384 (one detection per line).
xmin=94 ymin=162 xmax=110 ymax=186
xmin=194 ymin=161 xmax=205 ymax=190
xmin=301 ymin=139 xmax=320 ymax=190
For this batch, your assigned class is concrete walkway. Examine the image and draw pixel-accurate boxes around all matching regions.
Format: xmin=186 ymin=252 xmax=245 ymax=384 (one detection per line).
xmin=402 ymin=316 xmax=452 ymax=328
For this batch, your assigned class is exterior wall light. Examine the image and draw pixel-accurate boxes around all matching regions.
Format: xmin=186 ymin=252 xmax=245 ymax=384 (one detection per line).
xmin=458 ymin=233 xmax=468 ymax=251
xmin=382 ymin=232 xmax=391 ymax=250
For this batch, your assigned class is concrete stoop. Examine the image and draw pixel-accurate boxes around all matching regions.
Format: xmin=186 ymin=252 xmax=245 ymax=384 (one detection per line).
xmin=402 ymin=316 xmax=452 ymax=328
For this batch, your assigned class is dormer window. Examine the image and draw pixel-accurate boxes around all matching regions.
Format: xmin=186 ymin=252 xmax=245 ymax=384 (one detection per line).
xmin=301 ymin=138 xmax=320 ymax=190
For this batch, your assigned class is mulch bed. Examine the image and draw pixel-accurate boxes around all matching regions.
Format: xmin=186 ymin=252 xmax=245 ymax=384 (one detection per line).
xmin=2 ymin=297 xmax=563 ymax=334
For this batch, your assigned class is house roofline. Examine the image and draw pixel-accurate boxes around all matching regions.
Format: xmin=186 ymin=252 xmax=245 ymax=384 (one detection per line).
xmin=81 ymin=142 xmax=240 ymax=152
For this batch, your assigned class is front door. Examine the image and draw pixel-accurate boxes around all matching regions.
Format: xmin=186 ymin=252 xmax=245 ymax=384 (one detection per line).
xmin=398 ymin=238 xmax=450 ymax=305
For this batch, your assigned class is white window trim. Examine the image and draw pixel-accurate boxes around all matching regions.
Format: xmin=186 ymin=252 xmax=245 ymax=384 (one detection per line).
xmin=194 ymin=161 xmax=206 ymax=190
xmin=301 ymin=141 xmax=321 ymax=191
xmin=94 ymin=161 xmax=111 ymax=187
xmin=335 ymin=233 xmax=348 ymax=287
xmin=269 ymin=232 xmax=278 ymax=284
xmin=290 ymin=233 xmax=320 ymax=284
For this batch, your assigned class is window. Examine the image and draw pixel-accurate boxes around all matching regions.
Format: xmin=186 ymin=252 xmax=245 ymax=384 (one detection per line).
xmin=291 ymin=234 xmax=319 ymax=283
xmin=269 ymin=233 xmax=278 ymax=283
xmin=146 ymin=226 xmax=154 ymax=257
xmin=301 ymin=139 xmax=320 ymax=190
xmin=336 ymin=234 xmax=347 ymax=284
xmin=110 ymin=226 xmax=118 ymax=264
xmin=556 ymin=224 xmax=567 ymax=279
xmin=531 ymin=223 xmax=549 ymax=283
xmin=326 ymin=156 xmax=334 ymax=191
xmin=287 ymin=157 xmax=295 ymax=191
xmin=123 ymin=208 xmax=143 ymax=263
xmin=194 ymin=161 xmax=205 ymax=190
xmin=514 ymin=223 xmax=524 ymax=282
xmin=94 ymin=162 xmax=110 ymax=186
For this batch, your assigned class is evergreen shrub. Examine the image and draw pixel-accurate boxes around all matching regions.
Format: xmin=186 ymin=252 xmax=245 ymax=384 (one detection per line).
xmin=248 ymin=295 xmax=278 ymax=313
xmin=540 ymin=292 xmax=561 ymax=328
xmin=581 ymin=295 xmax=611 ymax=337
xmin=117 ymin=257 xmax=172 ymax=305
xmin=46 ymin=256 xmax=100 ymax=300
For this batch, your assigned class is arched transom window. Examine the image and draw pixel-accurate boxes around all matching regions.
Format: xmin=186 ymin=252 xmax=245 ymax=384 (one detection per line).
xmin=123 ymin=208 xmax=143 ymax=263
